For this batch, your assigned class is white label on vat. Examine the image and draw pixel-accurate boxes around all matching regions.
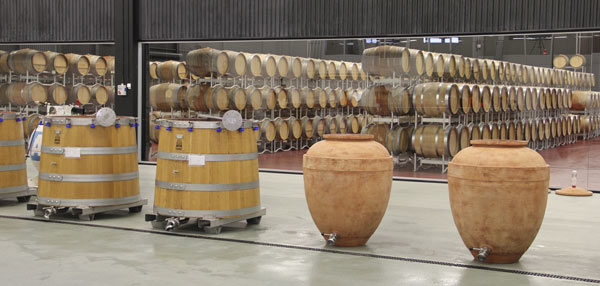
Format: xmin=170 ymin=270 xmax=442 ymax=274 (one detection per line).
xmin=188 ymin=155 xmax=205 ymax=166
xmin=64 ymin=147 xmax=81 ymax=158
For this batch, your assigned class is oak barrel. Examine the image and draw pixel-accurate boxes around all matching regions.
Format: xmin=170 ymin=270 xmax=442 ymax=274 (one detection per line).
xmin=0 ymin=112 xmax=28 ymax=198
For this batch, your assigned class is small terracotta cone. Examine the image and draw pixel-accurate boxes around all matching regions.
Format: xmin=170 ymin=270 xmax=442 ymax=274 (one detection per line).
xmin=556 ymin=186 xmax=593 ymax=196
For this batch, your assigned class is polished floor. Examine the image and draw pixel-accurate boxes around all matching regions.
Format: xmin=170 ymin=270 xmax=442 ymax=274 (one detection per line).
xmin=0 ymin=164 xmax=598 ymax=285
xmin=258 ymin=138 xmax=600 ymax=190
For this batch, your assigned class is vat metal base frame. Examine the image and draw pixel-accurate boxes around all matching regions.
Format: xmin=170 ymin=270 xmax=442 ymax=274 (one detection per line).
xmin=26 ymin=197 xmax=148 ymax=221
xmin=0 ymin=186 xmax=37 ymax=203
xmin=145 ymin=207 xmax=267 ymax=234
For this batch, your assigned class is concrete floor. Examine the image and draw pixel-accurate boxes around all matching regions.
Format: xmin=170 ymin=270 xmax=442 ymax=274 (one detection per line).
xmin=0 ymin=162 xmax=599 ymax=285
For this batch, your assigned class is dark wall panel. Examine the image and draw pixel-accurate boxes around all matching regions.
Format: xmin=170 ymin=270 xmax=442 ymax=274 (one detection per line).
xmin=0 ymin=0 xmax=113 ymax=43
xmin=139 ymin=0 xmax=600 ymax=41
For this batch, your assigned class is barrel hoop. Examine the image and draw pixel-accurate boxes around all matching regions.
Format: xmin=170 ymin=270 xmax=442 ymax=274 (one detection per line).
xmin=0 ymin=139 xmax=25 ymax=147
xmin=156 ymin=180 xmax=259 ymax=191
xmin=0 ymin=185 xmax=28 ymax=194
xmin=41 ymin=146 xmax=137 ymax=155
xmin=153 ymin=205 xmax=261 ymax=218
xmin=0 ymin=113 xmax=24 ymax=120
xmin=36 ymin=195 xmax=142 ymax=207
xmin=40 ymin=171 xmax=139 ymax=182
xmin=0 ymin=163 xmax=26 ymax=172
xmin=157 ymin=152 xmax=257 ymax=162
xmin=43 ymin=117 xmax=136 ymax=126
xmin=158 ymin=119 xmax=253 ymax=130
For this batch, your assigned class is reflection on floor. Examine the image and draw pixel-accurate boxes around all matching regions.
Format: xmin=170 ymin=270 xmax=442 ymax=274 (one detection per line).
xmin=258 ymin=138 xmax=600 ymax=190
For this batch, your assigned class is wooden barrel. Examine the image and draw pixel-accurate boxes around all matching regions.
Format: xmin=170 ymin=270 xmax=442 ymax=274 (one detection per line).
xmin=322 ymin=88 xmax=335 ymax=108
xmin=407 ymin=48 xmax=425 ymax=76
xmin=24 ymin=113 xmax=41 ymax=139
xmin=535 ymin=118 xmax=544 ymax=141
xmin=43 ymin=51 xmax=68 ymax=75
xmin=246 ymin=86 xmax=266 ymax=111
xmin=412 ymin=124 xmax=459 ymax=158
xmin=515 ymin=86 xmax=525 ymax=111
xmin=566 ymin=116 xmax=573 ymax=135
xmin=153 ymin=118 xmax=260 ymax=219
xmin=149 ymin=83 xmax=187 ymax=111
xmin=314 ymin=87 xmax=328 ymax=108
xmin=479 ymin=85 xmax=492 ymax=113
xmin=300 ymin=87 xmax=316 ymax=108
xmin=550 ymin=118 xmax=557 ymax=139
xmin=287 ymin=87 xmax=301 ymax=109
xmin=104 ymin=56 xmax=115 ymax=74
xmin=334 ymin=88 xmax=348 ymax=108
xmin=185 ymin=84 xmax=210 ymax=112
xmin=542 ymin=118 xmax=551 ymax=140
xmin=156 ymin=61 xmax=188 ymax=81
xmin=524 ymin=87 xmax=533 ymax=111
xmin=302 ymin=58 xmax=316 ymax=79
xmin=274 ymin=56 xmax=289 ymax=78
xmin=185 ymin=48 xmax=229 ymax=77
xmin=149 ymin=111 xmax=163 ymax=143
xmin=288 ymin=57 xmax=303 ymax=79
xmin=508 ymin=121 xmax=516 ymax=140
xmin=571 ymin=90 xmax=593 ymax=111
xmin=225 ymin=86 xmax=247 ymax=111
xmin=491 ymin=85 xmax=501 ymax=112
xmin=337 ymin=61 xmax=349 ymax=80
xmin=38 ymin=116 xmax=140 ymax=208
xmin=287 ymin=116 xmax=302 ymax=139
xmin=570 ymin=54 xmax=586 ymax=68
xmin=205 ymin=85 xmax=229 ymax=111
xmin=413 ymin=82 xmax=460 ymax=116
xmin=223 ymin=50 xmax=247 ymax=76
xmin=495 ymin=61 xmax=504 ymax=82
xmin=550 ymin=88 xmax=558 ymax=109
xmin=335 ymin=115 xmax=347 ymax=134
xmin=244 ymin=53 xmax=262 ymax=77
xmin=362 ymin=123 xmax=388 ymax=147
xmin=537 ymin=88 xmax=546 ymax=111
xmin=479 ymin=59 xmax=490 ymax=82
xmin=499 ymin=121 xmax=508 ymax=140
xmin=530 ymin=120 xmax=539 ymax=141
xmin=424 ymin=52 xmax=436 ymax=78
xmin=324 ymin=115 xmax=338 ymax=134
xmin=361 ymin=85 xmax=388 ymax=115
xmin=259 ymin=54 xmax=277 ymax=77
xmin=0 ymin=83 xmax=9 ymax=105
xmin=456 ymin=124 xmax=470 ymax=150
xmin=349 ymin=62 xmax=360 ymax=80
xmin=300 ymin=116 xmax=314 ymax=139
xmin=345 ymin=115 xmax=360 ymax=134
xmin=0 ymin=50 xmax=10 ymax=74
xmin=470 ymin=58 xmax=481 ymax=81
xmin=84 ymin=55 xmax=108 ymax=77
xmin=315 ymin=60 xmax=327 ymax=80
xmin=313 ymin=116 xmax=325 ymax=137
xmin=516 ymin=120 xmax=524 ymax=140
xmin=259 ymin=119 xmax=276 ymax=142
xmin=457 ymin=84 xmax=471 ymax=114
xmin=275 ymin=87 xmax=288 ymax=109
xmin=386 ymin=125 xmax=413 ymax=155
xmin=490 ymin=122 xmax=500 ymax=139
xmin=455 ymin=55 xmax=466 ymax=79
xmin=388 ymin=86 xmax=411 ymax=115
xmin=273 ymin=117 xmax=289 ymax=140
xmin=479 ymin=122 xmax=491 ymax=140
xmin=8 ymin=49 xmax=48 ymax=74
xmin=468 ymin=84 xmax=482 ymax=113
xmin=553 ymin=54 xmax=569 ymax=68
xmin=556 ymin=88 xmax=564 ymax=109
xmin=65 ymin=53 xmax=91 ymax=76
xmin=347 ymin=88 xmax=361 ymax=108
xmin=468 ymin=122 xmax=481 ymax=140
xmin=149 ymin=62 xmax=159 ymax=79
xmin=0 ymin=112 xmax=28 ymax=198
xmin=463 ymin=57 xmax=472 ymax=80
xmin=90 ymin=84 xmax=110 ymax=105
xmin=7 ymin=82 xmax=47 ymax=106
xmin=523 ymin=120 xmax=531 ymax=142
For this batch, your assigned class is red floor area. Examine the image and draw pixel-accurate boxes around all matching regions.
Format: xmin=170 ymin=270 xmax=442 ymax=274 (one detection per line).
xmin=258 ymin=138 xmax=600 ymax=190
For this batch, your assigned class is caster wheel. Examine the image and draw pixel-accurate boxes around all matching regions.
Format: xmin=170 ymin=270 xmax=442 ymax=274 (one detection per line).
xmin=204 ymin=226 xmax=222 ymax=234
xmin=129 ymin=206 xmax=143 ymax=213
xmin=17 ymin=196 xmax=31 ymax=203
xmin=247 ymin=216 xmax=262 ymax=225
xmin=79 ymin=214 xmax=95 ymax=221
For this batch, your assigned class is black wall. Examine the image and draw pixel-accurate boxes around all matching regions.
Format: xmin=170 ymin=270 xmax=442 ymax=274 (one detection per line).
xmin=138 ymin=0 xmax=600 ymax=41
xmin=0 ymin=0 xmax=113 ymax=43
